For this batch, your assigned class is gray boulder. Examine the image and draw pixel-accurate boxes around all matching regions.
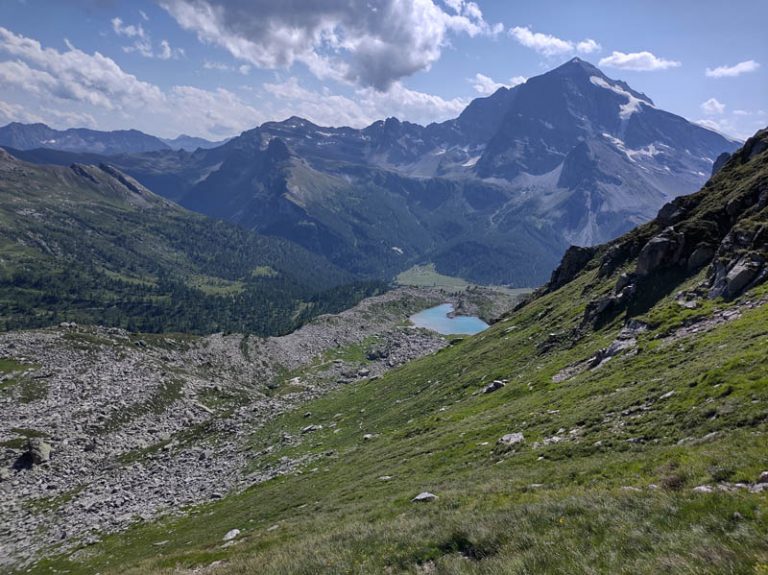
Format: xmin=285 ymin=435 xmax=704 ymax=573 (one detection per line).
xmin=27 ymin=438 xmax=51 ymax=465
xmin=498 ymin=433 xmax=525 ymax=446
xmin=411 ymin=492 xmax=437 ymax=503
xmin=636 ymin=227 xmax=685 ymax=276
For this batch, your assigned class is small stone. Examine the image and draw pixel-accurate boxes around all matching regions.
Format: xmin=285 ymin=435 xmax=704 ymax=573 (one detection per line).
xmin=411 ymin=492 xmax=437 ymax=503
xmin=223 ymin=529 xmax=240 ymax=541
xmin=363 ymin=434 xmax=376 ymax=441
xmin=692 ymin=485 xmax=713 ymax=493
xmin=757 ymin=471 xmax=768 ymax=484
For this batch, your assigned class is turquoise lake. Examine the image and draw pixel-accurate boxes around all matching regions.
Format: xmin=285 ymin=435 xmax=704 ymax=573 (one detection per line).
xmin=409 ymin=303 xmax=489 ymax=335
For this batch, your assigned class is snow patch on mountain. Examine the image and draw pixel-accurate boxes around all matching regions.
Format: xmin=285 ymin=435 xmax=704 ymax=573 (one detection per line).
xmin=590 ymin=76 xmax=652 ymax=119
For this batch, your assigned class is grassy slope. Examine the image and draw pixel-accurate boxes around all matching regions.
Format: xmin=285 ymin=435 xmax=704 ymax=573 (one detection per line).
xmin=0 ymin=154 xmax=376 ymax=335
xmin=29 ymin=138 xmax=768 ymax=573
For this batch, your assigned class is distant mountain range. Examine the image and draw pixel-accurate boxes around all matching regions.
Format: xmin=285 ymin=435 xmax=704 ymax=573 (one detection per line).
xmin=0 ymin=123 xmax=224 ymax=154
xmin=161 ymin=134 xmax=230 ymax=151
xmin=2 ymin=58 xmax=739 ymax=286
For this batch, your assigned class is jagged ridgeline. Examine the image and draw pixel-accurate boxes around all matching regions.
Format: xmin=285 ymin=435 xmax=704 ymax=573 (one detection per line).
xmin=0 ymin=149 xmax=384 ymax=334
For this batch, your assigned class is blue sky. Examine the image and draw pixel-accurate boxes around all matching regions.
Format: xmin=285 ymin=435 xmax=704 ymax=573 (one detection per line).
xmin=0 ymin=0 xmax=765 ymax=140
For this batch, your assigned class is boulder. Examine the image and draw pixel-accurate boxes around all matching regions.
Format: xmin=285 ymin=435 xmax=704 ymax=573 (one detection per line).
xmin=636 ymin=227 xmax=685 ymax=276
xmin=223 ymin=529 xmax=240 ymax=541
xmin=687 ymin=245 xmax=715 ymax=271
xmin=0 ymin=468 xmax=10 ymax=481
xmin=725 ymin=258 xmax=760 ymax=296
xmin=483 ymin=380 xmax=505 ymax=394
xmin=411 ymin=492 xmax=437 ymax=503
xmin=757 ymin=471 xmax=768 ymax=484
xmin=497 ymin=433 xmax=525 ymax=446
xmin=27 ymin=438 xmax=51 ymax=465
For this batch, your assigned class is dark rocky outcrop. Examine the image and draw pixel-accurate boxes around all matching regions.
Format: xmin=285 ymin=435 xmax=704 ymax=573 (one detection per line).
xmin=547 ymin=245 xmax=598 ymax=291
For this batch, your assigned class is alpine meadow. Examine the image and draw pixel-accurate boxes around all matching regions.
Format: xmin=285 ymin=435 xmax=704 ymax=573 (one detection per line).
xmin=0 ymin=2 xmax=766 ymax=574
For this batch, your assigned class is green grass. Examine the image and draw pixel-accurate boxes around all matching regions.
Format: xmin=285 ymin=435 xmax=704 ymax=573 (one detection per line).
xmin=396 ymin=264 xmax=531 ymax=300
xmin=396 ymin=264 xmax=473 ymax=291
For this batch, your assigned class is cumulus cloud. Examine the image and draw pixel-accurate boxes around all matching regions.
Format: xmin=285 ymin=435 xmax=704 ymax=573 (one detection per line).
xmin=0 ymin=26 xmax=469 ymax=138
xmin=599 ymin=51 xmax=681 ymax=71
xmin=576 ymin=38 xmax=601 ymax=54
xmin=469 ymin=73 xmax=525 ymax=95
xmin=0 ymin=27 xmax=164 ymax=109
xmin=705 ymin=59 xmax=760 ymax=78
xmin=0 ymin=98 xmax=44 ymax=124
xmin=701 ymin=97 xmax=725 ymax=115
xmin=262 ymin=77 xmax=468 ymax=127
xmin=0 ymin=26 xmax=259 ymax=138
xmin=508 ymin=26 xmax=600 ymax=57
xmin=159 ymin=0 xmax=502 ymax=90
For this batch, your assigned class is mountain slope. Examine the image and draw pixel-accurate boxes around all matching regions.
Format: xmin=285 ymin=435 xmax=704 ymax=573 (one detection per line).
xmin=26 ymin=129 xmax=768 ymax=574
xmin=0 ymin=149 xmax=379 ymax=335
xmin=0 ymin=122 xmax=170 ymax=155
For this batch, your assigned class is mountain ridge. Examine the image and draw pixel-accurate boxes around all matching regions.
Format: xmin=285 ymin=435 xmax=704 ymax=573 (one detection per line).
xmin=2 ymin=59 xmax=740 ymax=286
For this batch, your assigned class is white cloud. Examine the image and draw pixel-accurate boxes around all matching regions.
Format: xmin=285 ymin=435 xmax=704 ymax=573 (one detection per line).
xmin=508 ymin=26 xmax=600 ymax=58
xmin=705 ymin=59 xmax=760 ymax=78
xmin=469 ymin=73 xmax=525 ymax=95
xmin=0 ymin=98 xmax=44 ymax=124
xmin=139 ymin=10 xmax=149 ymax=21
xmin=0 ymin=26 xmax=470 ymax=138
xmin=733 ymin=110 xmax=749 ymax=116
xmin=576 ymin=38 xmax=601 ymax=54
xmin=599 ymin=51 xmax=681 ymax=71
xmin=112 ymin=16 xmax=181 ymax=59
xmin=0 ymin=27 xmax=260 ymax=138
xmin=111 ymin=17 xmax=145 ymax=39
xmin=168 ymin=85 xmax=264 ymax=136
xmin=0 ymin=28 xmax=165 ymax=110
xmin=509 ymin=26 xmax=573 ymax=56
xmin=159 ymin=0 xmax=502 ymax=90
xmin=263 ymin=77 xmax=468 ymax=128
xmin=701 ymin=97 xmax=725 ymax=115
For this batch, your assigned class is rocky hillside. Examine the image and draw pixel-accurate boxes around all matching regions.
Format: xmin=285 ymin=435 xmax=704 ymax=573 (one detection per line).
xmin=7 ymin=129 xmax=766 ymax=574
xmin=0 ymin=149 xmax=376 ymax=335
xmin=7 ymin=59 xmax=738 ymax=286
xmin=0 ymin=286 xmax=515 ymax=571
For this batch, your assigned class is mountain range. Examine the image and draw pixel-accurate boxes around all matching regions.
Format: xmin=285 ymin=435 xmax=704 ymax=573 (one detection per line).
xmin=1 ymin=58 xmax=739 ymax=286
xmin=0 ymin=123 xmax=224 ymax=154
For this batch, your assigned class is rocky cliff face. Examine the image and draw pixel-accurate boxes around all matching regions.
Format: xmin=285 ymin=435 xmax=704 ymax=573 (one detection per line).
xmin=544 ymin=128 xmax=768 ymax=328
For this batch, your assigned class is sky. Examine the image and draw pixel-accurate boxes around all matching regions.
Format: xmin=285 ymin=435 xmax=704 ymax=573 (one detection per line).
xmin=0 ymin=0 xmax=765 ymax=140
